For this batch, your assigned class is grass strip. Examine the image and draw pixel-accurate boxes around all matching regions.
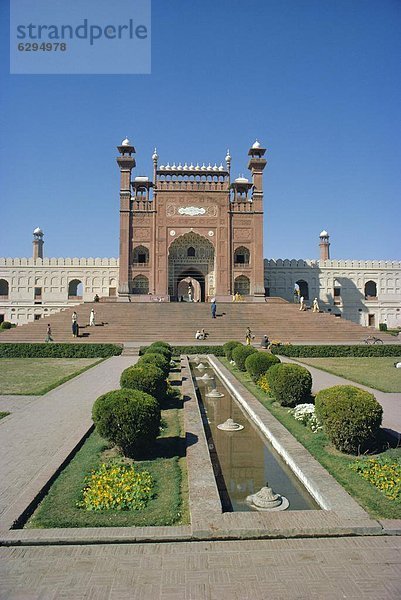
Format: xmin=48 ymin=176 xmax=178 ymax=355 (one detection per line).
xmin=26 ymin=378 xmax=188 ymax=528
xmin=0 ymin=411 xmax=10 ymax=420
xmin=221 ymin=358 xmax=401 ymax=519
xmin=293 ymin=357 xmax=401 ymax=393
xmin=0 ymin=358 xmax=104 ymax=395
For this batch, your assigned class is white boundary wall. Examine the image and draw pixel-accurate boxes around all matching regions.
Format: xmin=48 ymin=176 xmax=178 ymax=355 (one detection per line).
xmin=265 ymin=259 xmax=401 ymax=328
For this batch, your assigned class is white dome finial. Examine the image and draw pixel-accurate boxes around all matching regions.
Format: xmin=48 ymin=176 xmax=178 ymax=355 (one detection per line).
xmin=152 ymin=147 xmax=158 ymax=161
xmin=122 ymin=137 xmax=130 ymax=146
xmin=252 ymin=139 xmax=261 ymax=149
xmin=33 ymin=226 xmax=43 ymax=236
xmin=320 ymin=230 xmax=329 ymax=237
xmin=225 ymin=149 xmax=231 ymax=162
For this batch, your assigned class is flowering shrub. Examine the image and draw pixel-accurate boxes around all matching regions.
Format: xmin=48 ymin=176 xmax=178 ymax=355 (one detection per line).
xmin=290 ymin=403 xmax=322 ymax=433
xmin=257 ymin=373 xmax=271 ymax=394
xmin=350 ymin=457 xmax=401 ymax=500
xmin=78 ymin=463 xmax=154 ymax=511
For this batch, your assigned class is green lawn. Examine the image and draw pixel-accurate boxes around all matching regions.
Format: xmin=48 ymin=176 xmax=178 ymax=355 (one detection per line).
xmin=221 ymin=358 xmax=401 ymax=519
xmin=26 ymin=374 xmax=189 ymax=528
xmin=294 ymin=357 xmax=401 ymax=392
xmin=0 ymin=358 xmax=102 ymax=395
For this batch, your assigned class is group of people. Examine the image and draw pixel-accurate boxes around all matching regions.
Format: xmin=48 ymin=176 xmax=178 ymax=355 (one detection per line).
xmin=232 ymin=292 xmax=243 ymax=302
xmin=299 ymin=296 xmax=320 ymax=312
xmin=45 ymin=308 xmax=97 ymax=342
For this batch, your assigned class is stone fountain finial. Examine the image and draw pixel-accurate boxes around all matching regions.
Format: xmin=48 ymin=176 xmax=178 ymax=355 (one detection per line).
xmin=246 ymin=482 xmax=289 ymax=511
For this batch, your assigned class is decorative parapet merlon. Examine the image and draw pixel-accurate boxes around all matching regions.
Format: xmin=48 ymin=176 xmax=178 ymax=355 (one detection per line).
xmin=265 ymin=258 xmax=401 ymax=269
xmin=0 ymin=257 xmax=119 ymax=267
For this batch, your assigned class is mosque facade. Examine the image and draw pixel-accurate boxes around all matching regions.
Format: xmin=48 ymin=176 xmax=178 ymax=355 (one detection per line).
xmin=0 ymin=139 xmax=400 ymax=329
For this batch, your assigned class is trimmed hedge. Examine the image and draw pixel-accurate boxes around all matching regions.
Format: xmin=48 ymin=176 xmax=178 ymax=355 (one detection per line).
xmin=223 ymin=340 xmax=243 ymax=361
xmin=139 ymin=345 xmax=225 ymax=357
xmin=270 ymin=344 xmax=401 ymax=357
xmin=92 ymin=388 xmax=160 ymax=457
xmin=232 ymin=344 xmax=258 ymax=371
xmin=139 ymin=352 xmax=170 ymax=377
xmin=0 ymin=343 xmax=122 ymax=358
xmin=267 ymin=363 xmax=312 ymax=407
xmin=0 ymin=321 xmax=12 ymax=330
xmin=244 ymin=351 xmax=280 ymax=382
xmin=120 ymin=363 xmax=167 ymax=403
xmin=315 ymin=385 xmax=383 ymax=454
xmin=148 ymin=341 xmax=172 ymax=351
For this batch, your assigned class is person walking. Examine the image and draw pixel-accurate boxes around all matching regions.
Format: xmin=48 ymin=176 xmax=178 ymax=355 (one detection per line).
xmin=71 ymin=311 xmax=78 ymax=338
xmin=260 ymin=334 xmax=269 ymax=349
xmin=211 ymin=299 xmax=217 ymax=319
xmin=299 ymin=296 xmax=305 ymax=311
xmin=45 ymin=323 xmax=53 ymax=343
xmin=312 ymin=298 xmax=320 ymax=313
xmin=89 ymin=308 xmax=96 ymax=326
xmin=245 ymin=327 xmax=254 ymax=346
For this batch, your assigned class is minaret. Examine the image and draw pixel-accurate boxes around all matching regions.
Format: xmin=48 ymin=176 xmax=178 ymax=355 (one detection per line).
xmin=248 ymin=139 xmax=267 ymax=297
xmin=117 ymin=137 xmax=136 ymax=296
xmin=152 ymin=147 xmax=158 ymax=184
xmin=32 ymin=227 xmax=44 ymax=260
xmin=319 ymin=230 xmax=330 ymax=260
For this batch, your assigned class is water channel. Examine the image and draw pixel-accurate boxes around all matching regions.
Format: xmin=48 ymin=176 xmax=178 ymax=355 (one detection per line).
xmin=190 ymin=359 xmax=320 ymax=512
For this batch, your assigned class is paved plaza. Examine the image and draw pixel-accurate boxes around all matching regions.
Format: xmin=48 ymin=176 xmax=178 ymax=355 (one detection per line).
xmin=1 ymin=536 xmax=401 ymax=599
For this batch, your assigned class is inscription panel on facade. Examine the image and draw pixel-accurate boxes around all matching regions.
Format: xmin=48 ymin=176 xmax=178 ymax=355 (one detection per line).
xmin=133 ymin=228 xmax=151 ymax=241
xmin=233 ymin=228 xmax=252 ymax=241
xmin=166 ymin=203 xmax=218 ymax=218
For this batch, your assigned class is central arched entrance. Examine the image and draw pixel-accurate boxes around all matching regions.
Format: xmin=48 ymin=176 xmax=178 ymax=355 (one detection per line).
xmin=177 ymin=270 xmax=205 ymax=302
xmin=168 ymin=232 xmax=215 ymax=301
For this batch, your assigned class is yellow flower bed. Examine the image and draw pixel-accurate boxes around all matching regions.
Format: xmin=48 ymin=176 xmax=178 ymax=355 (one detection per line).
xmin=350 ymin=457 xmax=401 ymax=501
xmin=257 ymin=373 xmax=271 ymax=394
xmin=78 ymin=463 xmax=154 ymax=511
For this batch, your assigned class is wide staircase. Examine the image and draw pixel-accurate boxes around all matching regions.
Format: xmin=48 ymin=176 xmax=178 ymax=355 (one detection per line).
xmin=0 ymin=298 xmax=377 ymax=345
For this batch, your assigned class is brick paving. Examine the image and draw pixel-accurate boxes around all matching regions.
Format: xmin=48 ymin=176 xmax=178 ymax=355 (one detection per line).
xmin=0 ymin=356 xmax=137 ymax=529
xmin=1 ymin=536 xmax=401 ymax=599
xmin=281 ymin=357 xmax=401 ymax=436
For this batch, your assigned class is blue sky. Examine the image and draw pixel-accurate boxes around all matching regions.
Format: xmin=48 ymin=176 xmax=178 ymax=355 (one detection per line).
xmin=0 ymin=0 xmax=400 ymax=260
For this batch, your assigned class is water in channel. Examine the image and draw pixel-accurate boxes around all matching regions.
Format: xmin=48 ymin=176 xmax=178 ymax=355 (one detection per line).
xmin=191 ymin=360 xmax=320 ymax=512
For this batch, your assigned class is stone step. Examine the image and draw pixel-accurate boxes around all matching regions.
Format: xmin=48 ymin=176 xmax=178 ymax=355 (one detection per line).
xmin=0 ymin=300 xmax=377 ymax=345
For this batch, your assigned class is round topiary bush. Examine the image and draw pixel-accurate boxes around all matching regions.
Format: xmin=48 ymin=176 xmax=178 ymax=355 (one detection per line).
xmin=223 ymin=340 xmax=242 ymax=361
xmin=146 ymin=343 xmax=172 ymax=362
xmin=1 ymin=321 xmax=12 ymax=329
xmin=244 ymin=351 xmax=281 ymax=382
xmin=315 ymin=385 xmax=383 ymax=454
xmin=120 ymin=363 xmax=166 ymax=403
xmin=232 ymin=344 xmax=258 ymax=371
xmin=266 ymin=363 xmax=312 ymax=407
xmin=139 ymin=352 xmax=170 ymax=377
xmin=92 ymin=388 xmax=160 ymax=457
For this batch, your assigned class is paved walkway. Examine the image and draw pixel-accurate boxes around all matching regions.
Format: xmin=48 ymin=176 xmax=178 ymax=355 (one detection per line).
xmin=0 ymin=356 xmax=137 ymax=529
xmin=1 ymin=536 xmax=401 ymax=599
xmin=0 ymin=395 xmax=39 ymax=413
xmin=281 ymin=357 xmax=401 ymax=436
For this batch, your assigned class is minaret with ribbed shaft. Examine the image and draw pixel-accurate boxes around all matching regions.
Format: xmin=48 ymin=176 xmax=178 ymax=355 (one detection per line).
xmin=247 ymin=140 xmax=267 ymax=297
xmin=117 ymin=137 xmax=136 ymax=297
xmin=32 ymin=227 xmax=44 ymax=260
xmin=319 ymin=230 xmax=330 ymax=260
